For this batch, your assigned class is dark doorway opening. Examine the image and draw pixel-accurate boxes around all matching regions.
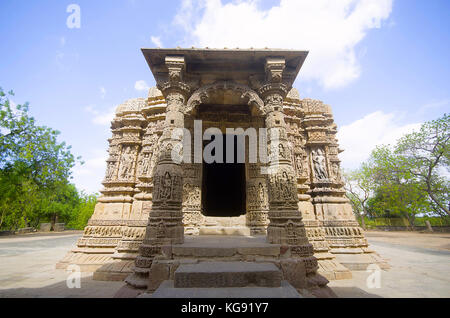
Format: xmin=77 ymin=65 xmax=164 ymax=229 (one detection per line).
xmin=202 ymin=135 xmax=246 ymax=217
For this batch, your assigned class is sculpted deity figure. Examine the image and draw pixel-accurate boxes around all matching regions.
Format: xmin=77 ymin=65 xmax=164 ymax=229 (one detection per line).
xmin=281 ymin=171 xmax=294 ymax=200
xmin=161 ymin=171 xmax=173 ymax=200
xmin=156 ymin=220 xmax=166 ymax=238
xmin=119 ymin=146 xmax=135 ymax=180
xmin=106 ymin=161 xmax=116 ymax=180
xmin=139 ymin=153 xmax=151 ymax=176
xmin=258 ymin=182 xmax=266 ymax=205
xmin=312 ymin=148 xmax=328 ymax=180
xmin=295 ymin=155 xmax=303 ymax=176
xmin=331 ymin=162 xmax=341 ymax=182
xmin=278 ymin=144 xmax=286 ymax=159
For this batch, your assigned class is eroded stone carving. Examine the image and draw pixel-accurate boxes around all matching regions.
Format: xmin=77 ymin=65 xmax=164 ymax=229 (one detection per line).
xmin=312 ymin=148 xmax=328 ymax=180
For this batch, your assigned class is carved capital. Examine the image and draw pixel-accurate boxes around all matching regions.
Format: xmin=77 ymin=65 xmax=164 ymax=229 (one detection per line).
xmin=259 ymin=83 xmax=288 ymax=106
xmin=157 ymin=81 xmax=191 ymax=100
xmin=156 ymin=55 xmax=192 ymax=100
xmin=265 ymin=57 xmax=285 ymax=83
xmin=166 ymin=55 xmax=185 ymax=82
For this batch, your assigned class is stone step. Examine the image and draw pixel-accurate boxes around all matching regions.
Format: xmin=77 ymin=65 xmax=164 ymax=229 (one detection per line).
xmin=203 ymin=215 xmax=246 ymax=227
xmin=199 ymin=226 xmax=251 ymax=236
xmin=174 ymin=261 xmax=282 ymax=288
xmin=171 ymin=235 xmax=280 ymax=259
xmin=147 ymin=280 xmax=301 ymax=298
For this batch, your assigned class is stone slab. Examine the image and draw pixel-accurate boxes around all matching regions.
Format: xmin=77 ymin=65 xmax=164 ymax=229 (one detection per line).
xmin=199 ymin=226 xmax=251 ymax=236
xmin=174 ymin=261 xmax=282 ymax=288
xmin=148 ymin=280 xmax=302 ymax=298
xmin=172 ymin=235 xmax=280 ymax=258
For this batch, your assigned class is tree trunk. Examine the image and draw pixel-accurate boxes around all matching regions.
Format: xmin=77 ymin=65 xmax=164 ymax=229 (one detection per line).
xmin=406 ymin=213 xmax=415 ymax=230
xmin=0 ymin=210 xmax=4 ymax=228
xmin=360 ymin=210 xmax=367 ymax=230
xmin=51 ymin=213 xmax=57 ymax=231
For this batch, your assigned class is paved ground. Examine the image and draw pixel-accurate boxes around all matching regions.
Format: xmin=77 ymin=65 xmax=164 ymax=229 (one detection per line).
xmin=0 ymin=230 xmax=448 ymax=298
xmin=0 ymin=232 xmax=123 ymax=297
xmin=329 ymin=231 xmax=450 ymax=298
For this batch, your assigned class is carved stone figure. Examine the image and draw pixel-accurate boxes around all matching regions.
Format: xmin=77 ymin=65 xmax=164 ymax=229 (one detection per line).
xmin=119 ymin=146 xmax=136 ymax=180
xmin=105 ymin=161 xmax=117 ymax=180
xmin=331 ymin=162 xmax=341 ymax=182
xmin=312 ymin=148 xmax=328 ymax=180
xmin=139 ymin=153 xmax=151 ymax=176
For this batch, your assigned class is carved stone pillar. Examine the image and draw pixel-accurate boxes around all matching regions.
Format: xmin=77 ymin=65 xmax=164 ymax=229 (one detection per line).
xmin=125 ymin=56 xmax=191 ymax=289
xmin=259 ymin=58 xmax=317 ymax=276
xmin=246 ymin=163 xmax=269 ymax=235
xmin=182 ymin=162 xmax=203 ymax=235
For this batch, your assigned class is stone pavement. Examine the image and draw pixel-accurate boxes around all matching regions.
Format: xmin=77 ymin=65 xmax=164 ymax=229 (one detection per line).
xmin=0 ymin=230 xmax=448 ymax=297
xmin=0 ymin=232 xmax=123 ymax=297
xmin=328 ymin=231 xmax=450 ymax=298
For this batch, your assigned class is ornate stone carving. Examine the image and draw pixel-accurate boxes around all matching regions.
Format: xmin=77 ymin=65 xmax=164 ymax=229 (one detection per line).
xmin=185 ymin=81 xmax=265 ymax=115
xmin=119 ymin=146 xmax=138 ymax=180
xmin=312 ymin=148 xmax=328 ymax=180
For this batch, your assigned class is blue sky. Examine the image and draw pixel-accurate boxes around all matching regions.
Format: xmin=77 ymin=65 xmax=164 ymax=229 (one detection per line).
xmin=1 ymin=0 xmax=449 ymax=193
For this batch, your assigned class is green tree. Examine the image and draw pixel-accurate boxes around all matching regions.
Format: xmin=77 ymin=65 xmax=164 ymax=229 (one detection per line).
xmin=343 ymin=164 xmax=377 ymax=230
xmin=0 ymin=87 xmax=82 ymax=230
xmin=67 ymin=192 xmax=97 ymax=230
xmin=368 ymin=145 xmax=431 ymax=227
xmin=395 ymin=114 xmax=449 ymax=217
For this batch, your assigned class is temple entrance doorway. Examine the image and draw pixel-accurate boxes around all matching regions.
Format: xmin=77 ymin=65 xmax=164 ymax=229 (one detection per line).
xmin=202 ymin=134 xmax=246 ymax=217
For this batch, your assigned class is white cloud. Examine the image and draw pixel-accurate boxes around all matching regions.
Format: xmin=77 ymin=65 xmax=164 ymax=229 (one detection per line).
xmin=100 ymin=86 xmax=106 ymax=99
xmin=135 ymin=80 xmax=150 ymax=91
xmin=417 ymin=99 xmax=450 ymax=116
xmin=151 ymin=36 xmax=163 ymax=47
xmin=174 ymin=0 xmax=393 ymax=89
xmin=72 ymin=151 xmax=108 ymax=194
xmin=84 ymin=104 xmax=115 ymax=126
xmin=337 ymin=111 xmax=422 ymax=169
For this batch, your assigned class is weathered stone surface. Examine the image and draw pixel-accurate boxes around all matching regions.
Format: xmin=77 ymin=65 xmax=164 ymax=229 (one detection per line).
xmin=198 ymin=226 xmax=250 ymax=236
xmin=149 ymin=280 xmax=302 ymax=298
xmin=280 ymin=259 xmax=307 ymax=289
xmin=174 ymin=262 xmax=282 ymax=288
xmin=53 ymin=223 xmax=65 ymax=232
xmin=147 ymin=261 xmax=170 ymax=291
xmin=40 ymin=223 xmax=51 ymax=232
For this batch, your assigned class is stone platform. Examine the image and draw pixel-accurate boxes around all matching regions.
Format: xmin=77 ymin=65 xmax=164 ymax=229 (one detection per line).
xmin=199 ymin=216 xmax=251 ymax=236
xmin=170 ymin=235 xmax=280 ymax=260
xmin=117 ymin=235 xmax=337 ymax=298
xmin=174 ymin=261 xmax=282 ymax=288
xmin=147 ymin=280 xmax=301 ymax=298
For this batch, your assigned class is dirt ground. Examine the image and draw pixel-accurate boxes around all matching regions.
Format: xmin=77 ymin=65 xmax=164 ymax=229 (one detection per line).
xmin=0 ymin=230 xmax=449 ymax=298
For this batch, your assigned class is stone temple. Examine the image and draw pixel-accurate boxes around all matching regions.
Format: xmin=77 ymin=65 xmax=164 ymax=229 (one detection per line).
xmin=58 ymin=48 xmax=388 ymax=297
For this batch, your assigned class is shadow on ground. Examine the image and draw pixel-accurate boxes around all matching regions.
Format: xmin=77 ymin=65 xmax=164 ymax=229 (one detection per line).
xmin=0 ymin=274 xmax=124 ymax=298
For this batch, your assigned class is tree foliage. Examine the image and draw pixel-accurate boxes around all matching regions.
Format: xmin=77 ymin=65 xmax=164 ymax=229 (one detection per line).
xmin=395 ymin=114 xmax=449 ymax=216
xmin=343 ymin=114 xmax=449 ymax=227
xmin=0 ymin=88 xmax=94 ymax=231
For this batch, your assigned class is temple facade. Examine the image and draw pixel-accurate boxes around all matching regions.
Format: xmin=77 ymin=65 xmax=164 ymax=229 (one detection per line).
xmin=58 ymin=49 xmax=387 ymax=296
